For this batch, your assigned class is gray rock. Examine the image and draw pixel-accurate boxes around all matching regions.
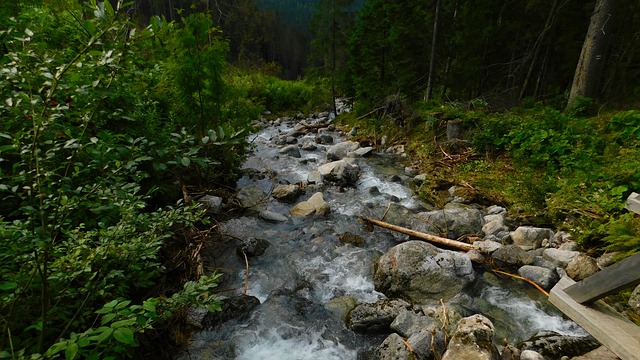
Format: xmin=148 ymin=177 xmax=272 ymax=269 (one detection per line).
xmin=491 ymin=244 xmax=534 ymax=269
xmin=236 ymin=185 xmax=267 ymax=209
xmin=391 ymin=309 xmax=438 ymax=338
xmin=559 ymin=241 xmax=579 ymax=251
xmin=327 ymin=141 xmax=360 ymax=160
xmin=442 ymin=314 xmax=499 ymax=360
xmin=483 ymin=218 xmax=509 ymax=237
xmin=629 ymin=284 xmax=640 ymax=312
xmin=315 ymin=133 xmax=334 ymax=144
xmin=408 ymin=329 xmax=447 ymax=360
xmin=259 ymin=210 xmax=288 ymax=223
xmin=474 ymin=240 xmax=503 ymax=254
xmin=236 ymin=237 xmax=270 ymax=256
xmin=486 ymin=205 xmax=507 ymax=215
xmin=468 ymin=249 xmax=486 ymax=264
xmin=552 ymin=231 xmax=573 ymax=247
xmin=374 ymin=241 xmax=475 ymax=304
xmin=338 ymin=232 xmax=365 ymax=246
xmin=565 ymin=255 xmax=599 ymax=281
xmin=519 ymin=332 xmax=599 ymax=359
xmin=285 ymin=136 xmax=298 ymax=144
xmin=272 ymin=184 xmax=303 ymax=203
xmin=279 ymin=144 xmax=301 ymax=158
xmin=382 ymin=203 xmax=417 ymax=228
xmin=520 ymin=350 xmax=545 ymax=360
xmin=290 ymin=192 xmax=330 ymax=217
xmin=347 ymin=298 xmax=411 ymax=333
xmin=197 ymin=195 xmax=223 ymax=214
xmin=532 ymin=255 xmax=560 ymax=270
xmin=300 ymin=139 xmax=317 ymax=150
xmin=411 ymin=203 xmax=484 ymax=239
xmin=317 ymin=159 xmax=361 ymax=185
xmin=511 ymin=226 xmax=554 ymax=250
xmin=324 ymin=296 xmax=358 ymax=322
xmin=597 ymin=252 xmax=619 ymax=269
xmin=307 ymin=170 xmax=322 ymax=184
xmin=386 ymin=144 xmax=405 ymax=154
xmin=543 ymin=248 xmax=581 ymax=267
xmin=413 ymin=173 xmax=429 ymax=185
xmin=405 ymin=167 xmax=420 ymax=176
xmin=348 ymin=146 xmax=374 ymax=157
xmin=518 ymin=265 xmax=559 ymax=290
xmin=374 ymin=333 xmax=413 ymax=360
xmin=185 ymin=306 xmax=209 ymax=330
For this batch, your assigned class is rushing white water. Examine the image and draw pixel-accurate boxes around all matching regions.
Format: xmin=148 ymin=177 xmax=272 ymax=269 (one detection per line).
xmin=235 ymin=326 xmax=357 ymax=360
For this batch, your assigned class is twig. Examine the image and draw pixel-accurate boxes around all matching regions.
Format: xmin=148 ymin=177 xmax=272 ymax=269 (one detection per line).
xmin=492 ymin=269 xmax=549 ymax=297
xmin=439 ymin=298 xmax=448 ymax=329
xmin=401 ymin=338 xmax=414 ymax=353
xmin=381 ymin=202 xmax=392 ymax=221
xmin=242 ymin=251 xmax=249 ymax=296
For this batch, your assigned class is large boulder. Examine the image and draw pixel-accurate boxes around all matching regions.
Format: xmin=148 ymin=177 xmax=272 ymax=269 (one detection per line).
xmin=390 ymin=309 xmax=439 ymax=338
xmin=327 ymin=141 xmax=360 ymax=160
xmin=374 ymin=331 xmax=446 ymax=360
xmin=519 ymin=331 xmax=600 ymax=359
xmin=441 ymin=314 xmax=499 ymax=360
xmin=411 ymin=203 xmax=484 ymax=239
xmin=290 ymin=192 xmax=330 ymax=217
xmin=374 ymin=241 xmax=475 ymax=304
xmin=317 ymin=159 xmax=361 ymax=186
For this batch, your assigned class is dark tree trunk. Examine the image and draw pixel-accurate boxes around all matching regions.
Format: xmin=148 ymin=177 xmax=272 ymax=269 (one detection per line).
xmin=425 ymin=0 xmax=440 ymax=101
xmin=566 ymin=0 xmax=616 ymax=110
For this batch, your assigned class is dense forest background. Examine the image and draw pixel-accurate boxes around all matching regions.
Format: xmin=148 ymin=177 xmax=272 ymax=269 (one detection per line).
xmin=1 ymin=0 xmax=639 ymax=358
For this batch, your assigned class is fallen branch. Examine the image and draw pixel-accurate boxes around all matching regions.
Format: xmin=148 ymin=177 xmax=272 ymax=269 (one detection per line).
xmin=242 ymin=251 xmax=249 ymax=296
xmin=492 ymin=269 xmax=549 ymax=297
xmin=363 ymin=217 xmax=475 ymax=252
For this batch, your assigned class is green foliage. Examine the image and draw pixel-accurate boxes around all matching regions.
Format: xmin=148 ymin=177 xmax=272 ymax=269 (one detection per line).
xmin=0 ymin=3 xmax=239 ymax=358
xmin=601 ymin=214 xmax=640 ymax=259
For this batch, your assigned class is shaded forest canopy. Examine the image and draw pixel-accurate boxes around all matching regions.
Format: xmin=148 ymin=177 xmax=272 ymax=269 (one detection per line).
xmin=87 ymin=0 xmax=640 ymax=105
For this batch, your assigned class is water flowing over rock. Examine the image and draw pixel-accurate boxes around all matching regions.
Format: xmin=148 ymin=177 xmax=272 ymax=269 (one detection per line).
xmin=441 ymin=314 xmax=500 ymax=360
xmin=374 ymin=241 xmax=475 ymax=304
xmin=411 ymin=203 xmax=484 ymax=239
xmin=317 ymin=159 xmax=361 ymax=185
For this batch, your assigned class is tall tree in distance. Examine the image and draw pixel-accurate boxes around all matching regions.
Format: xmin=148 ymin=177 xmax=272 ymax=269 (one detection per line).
xmin=425 ymin=0 xmax=440 ymax=101
xmin=567 ymin=0 xmax=617 ymax=110
xmin=310 ymin=0 xmax=357 ymax=112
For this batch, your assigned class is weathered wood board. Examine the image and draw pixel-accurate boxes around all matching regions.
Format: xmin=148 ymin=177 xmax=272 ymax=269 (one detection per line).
xmin=549 ymin=276 xmax=640 ymax=360
xmin=564 ymin=252 xmax=640 ymax=303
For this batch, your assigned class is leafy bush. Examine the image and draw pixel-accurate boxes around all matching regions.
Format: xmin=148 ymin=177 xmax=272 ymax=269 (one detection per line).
xmin=0 ymin=3 xmax=237 ymax=357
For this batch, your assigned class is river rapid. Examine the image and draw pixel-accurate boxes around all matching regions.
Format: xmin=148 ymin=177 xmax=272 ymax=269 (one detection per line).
xmin=177 ymin=108 xmax=586 ymax=360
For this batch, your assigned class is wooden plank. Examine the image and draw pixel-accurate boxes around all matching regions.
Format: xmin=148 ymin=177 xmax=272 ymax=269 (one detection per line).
xmin=564 ymin=252 xmax=640 ymax=303
xmin=627 ymin=192 xmax=640 ymax=215
xmin=549 ymin=276 xmax=640 ymax=360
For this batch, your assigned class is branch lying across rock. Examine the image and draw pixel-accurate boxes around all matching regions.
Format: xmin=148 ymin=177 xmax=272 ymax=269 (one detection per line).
xmin=362 ymin=217 xmax=476 ymax=252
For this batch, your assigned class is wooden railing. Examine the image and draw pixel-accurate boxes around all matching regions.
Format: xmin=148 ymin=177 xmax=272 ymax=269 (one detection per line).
xmin=548 ymin=192 xmax=640 ymax=360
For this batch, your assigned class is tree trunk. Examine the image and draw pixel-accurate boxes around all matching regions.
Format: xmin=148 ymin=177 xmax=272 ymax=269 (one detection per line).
xmin=425 ymin=0 xmax=441 ymax=101
xmin=566 ymin=0 xmax=616 ymax=110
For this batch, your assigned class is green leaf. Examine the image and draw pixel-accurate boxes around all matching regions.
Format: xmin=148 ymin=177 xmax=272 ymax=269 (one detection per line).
xmin=88 ymin=327 xmax=113 ymax=343
xmin=0 ymin=282 xmax=17 ymax=291
xmin=101 ymin=313 xmax=117 ymax=325
xmin=111 ymin=319 xmax=136 ymax=328
xmin=142 ymin=301 xmax=156 ymax=313
xmin=113 ymin=327 xmax=135 ymax=345
xmin=181 ymin=157 xmax=191 ymax=166
xmin=65 ymin=343 xmax=78 ymax=360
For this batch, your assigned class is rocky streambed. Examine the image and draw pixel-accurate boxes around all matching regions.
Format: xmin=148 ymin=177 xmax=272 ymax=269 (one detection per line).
xmin=177 ymin=103 xmax=620 ymax=360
